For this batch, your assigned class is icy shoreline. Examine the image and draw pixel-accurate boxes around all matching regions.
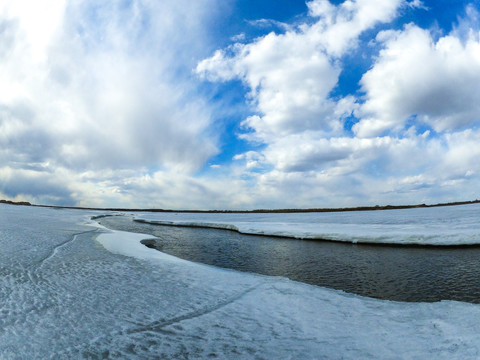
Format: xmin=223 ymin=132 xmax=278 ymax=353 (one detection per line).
xmin=94 ymin=226 xmax=480 ymax=359
xmin=132 ymin=203 xmax=480 ymax=246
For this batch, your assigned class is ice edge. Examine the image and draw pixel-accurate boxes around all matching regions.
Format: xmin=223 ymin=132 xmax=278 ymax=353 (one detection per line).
xmin=133 ymin=218 xmax=480 ymax=246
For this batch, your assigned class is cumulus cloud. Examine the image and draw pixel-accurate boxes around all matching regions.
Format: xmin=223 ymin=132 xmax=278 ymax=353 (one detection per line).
xmin=261 ymin=134 xmax=396 ymax=173
xmin=196 ymin=0 xmax=480 ymax=208
xmin=305 ymin=0 xmax=403 ymax=56
xmin=2 ymin=0 xmax=480 ymax=209
xmin=196 ymin=0 xmax=408 ymax=177
xmin=355 ymin=16 xmax=480 ymax=137
xmin=0 ymin=0 xmax=221 ymax=204
xmin=197 ymin=0 xmax=406 ymax=142
xmin=0 ymin=166 xmax=75 ymax=205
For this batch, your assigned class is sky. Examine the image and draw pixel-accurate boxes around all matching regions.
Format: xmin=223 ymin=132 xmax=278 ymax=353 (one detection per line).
xmin=1 ymin=0 xmax=480 ymax=210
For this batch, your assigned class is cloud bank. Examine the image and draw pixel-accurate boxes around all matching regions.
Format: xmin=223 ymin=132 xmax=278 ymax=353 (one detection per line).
xmin=197 ymin=0 xmax=480 ymax=208
xmin=0 ymin=0 xmax=221 ymax=206
xmin=1 ymin=0 xmax=480 ymax=209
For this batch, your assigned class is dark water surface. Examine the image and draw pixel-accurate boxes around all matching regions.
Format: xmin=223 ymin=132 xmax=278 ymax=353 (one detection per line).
xmin=99 ymin=215 xmax=480 ymax=303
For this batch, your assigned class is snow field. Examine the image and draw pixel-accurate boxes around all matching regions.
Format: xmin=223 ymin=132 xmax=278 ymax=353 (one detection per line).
xmin=1 ymin=203 xmax=480 ymax=358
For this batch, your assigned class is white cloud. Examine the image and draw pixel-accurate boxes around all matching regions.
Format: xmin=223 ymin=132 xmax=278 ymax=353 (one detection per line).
xmin=0 ymin=0 xmax=221 ymax=178
xmin=2 ymin=0 xmax=480 ymax=209
xmin=355 ymin=23 xmax=480 ymax=137
xmin=0 ymin=0 xmax=66 ymax=62
xmin=197 ymin=0 xmax=403 ymax=143
xmin=0 ymin=165 xmax=75 ymax=205
xmin=198 ymin=34 xmax=344 ymax=141
xmin=0 ymin=0 xmax=226 ymax=204
xmin=406 ymin=0 xmax=427 ymax=10
xmin=233 ymin=151 xmax=266 ymax=170
xmin=172 ymin=1 xmax=480 ymax=209
xmin=247 ymin=19 xmax=293 ymax=32
xmin=305 ymin=0 xmax=403 ymax=56
xmin=197 ymin=0 xmax=480 ymax=209
xmin=242 ymin=129 xmax=480 ymax=208
xmin=196 ymin=0 xmax=425 ymax=206
xmin=261 ymin=134 xmax=393 ymax=173
xmin=437 ymin=129 xmax=480 ymax=181
xmin=231 ymin=33 xmax=246 ymax=42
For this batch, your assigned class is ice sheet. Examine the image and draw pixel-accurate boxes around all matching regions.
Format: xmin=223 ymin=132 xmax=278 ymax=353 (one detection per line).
xmin=1 ymin=203 xmax=480 ymax=359
xmin=134 ymin=203 xmax=480 ymax=245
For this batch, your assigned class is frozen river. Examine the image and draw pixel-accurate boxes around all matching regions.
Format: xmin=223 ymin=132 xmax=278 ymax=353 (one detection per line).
xmin=1 ymin=203 xmax=480 ymax=358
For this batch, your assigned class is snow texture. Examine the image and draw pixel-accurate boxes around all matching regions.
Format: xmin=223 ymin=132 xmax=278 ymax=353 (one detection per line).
xmin=134 ymin=203 xmax=480 ymax=245
xmin=1 ymin=203 xmax=480 ymax=359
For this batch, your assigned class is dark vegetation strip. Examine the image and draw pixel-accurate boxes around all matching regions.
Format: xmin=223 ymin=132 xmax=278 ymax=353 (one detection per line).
xmin=2 ymin=198 xmax=480 ymax=214
xmin=0 ymin=199 xmax=31 ymax=206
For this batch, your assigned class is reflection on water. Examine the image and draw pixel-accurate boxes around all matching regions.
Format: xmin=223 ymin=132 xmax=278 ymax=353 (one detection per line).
xmin=99 ymin=216 xmax=480 ymax=303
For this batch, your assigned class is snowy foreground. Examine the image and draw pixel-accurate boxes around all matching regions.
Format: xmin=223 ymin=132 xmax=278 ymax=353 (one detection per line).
xmin=135 ymin=203 xmax=480 ymax=245
xmin=1 ymin=204 xmax=480 ymax=359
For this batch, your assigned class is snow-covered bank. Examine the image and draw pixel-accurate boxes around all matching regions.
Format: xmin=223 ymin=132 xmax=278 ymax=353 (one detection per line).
xmin=96 ymin=230 xmax=192 ymax=266
xmin=96 ymin=228 xmax=480 ymax=359
xmin=134 ymin=203 xmax=480 ymax=245
xmin=2 ymin=203 xmax=480 ymax=359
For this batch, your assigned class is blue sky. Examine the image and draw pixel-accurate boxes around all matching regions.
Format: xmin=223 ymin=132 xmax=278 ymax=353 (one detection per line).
xmin=1 ymin=0 xmax=480 ymax=209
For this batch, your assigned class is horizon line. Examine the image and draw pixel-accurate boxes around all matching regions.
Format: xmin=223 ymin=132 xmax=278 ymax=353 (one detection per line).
xmin=1 ymin=199 xmax=479 ymax=214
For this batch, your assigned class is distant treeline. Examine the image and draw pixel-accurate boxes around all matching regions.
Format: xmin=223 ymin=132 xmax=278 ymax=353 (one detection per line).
xmin=0 ymin=200 xmax=31 ymax=206
xmin=2 ymin=198 xmax=479 ymax=214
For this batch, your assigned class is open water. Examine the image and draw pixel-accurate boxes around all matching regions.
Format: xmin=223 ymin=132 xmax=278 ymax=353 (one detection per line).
xmin=99 ymin=215 xmax=480 ymax=303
